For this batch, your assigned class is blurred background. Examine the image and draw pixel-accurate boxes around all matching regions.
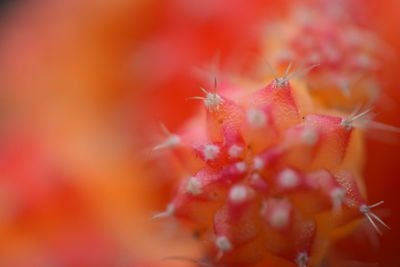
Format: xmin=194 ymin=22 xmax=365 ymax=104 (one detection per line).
xmin=0 ymin=0 xmax=400 ymax=266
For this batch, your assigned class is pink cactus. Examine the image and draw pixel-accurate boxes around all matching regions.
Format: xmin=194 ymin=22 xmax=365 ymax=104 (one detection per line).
xmin=151 ymin=1 xmax=396 ymax=266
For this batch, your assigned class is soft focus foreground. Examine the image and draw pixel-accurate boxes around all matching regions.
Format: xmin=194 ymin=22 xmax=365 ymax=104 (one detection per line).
xmin=0 ymin=0 xmax=400 ymax=266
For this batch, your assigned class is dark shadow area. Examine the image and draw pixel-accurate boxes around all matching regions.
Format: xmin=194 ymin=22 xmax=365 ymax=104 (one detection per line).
xmin=0 ymin=0 xmax=19 ymax=14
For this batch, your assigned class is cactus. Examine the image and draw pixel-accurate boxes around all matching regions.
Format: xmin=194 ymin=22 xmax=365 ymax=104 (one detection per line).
xmin=264 ymin=1 xmax=384 ymax=111
xmin=151 ymin=2 xmax=395 ymax=267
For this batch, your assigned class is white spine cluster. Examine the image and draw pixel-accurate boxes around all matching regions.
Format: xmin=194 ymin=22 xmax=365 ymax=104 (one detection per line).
xmin=278 ymin=169 xmax=300 ymax=189
xmin=153 ymin=123 xmax=181 ymax=151
xmin=270 ymin=208 xmax=290 ymax=228
xmin=301 ymin=128 xmax=318 ymax=146
xmin=295 ymin=252 xmax=309 ymax=267
xmin=186 ymin=176 xmax=203 ymax=195
xmin=253 ymin=157 xmax=265 ymax=171
xmin=235 ymin=161 xmax=248 ymax=173
xmin=229 ymin=185 xmax=248 ymax=204
xmin=228 ymin=144 xmax=243 ymax=158
xmin=215 ymin=236 xmax=232 ymax=252
xmin=247 ymin=108 xmax=267 ymax=128
xmin=202 ymin=144 xmax=221 ymax=160
xmin=330 ymin=187 xmax=345 ymax=211
xmin=359 ymin=201 xmax=390 ymax=235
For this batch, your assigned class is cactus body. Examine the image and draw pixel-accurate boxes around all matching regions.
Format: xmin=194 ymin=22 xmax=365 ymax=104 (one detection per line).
xmin=152 ymin=2 xmax=392 ymax=266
